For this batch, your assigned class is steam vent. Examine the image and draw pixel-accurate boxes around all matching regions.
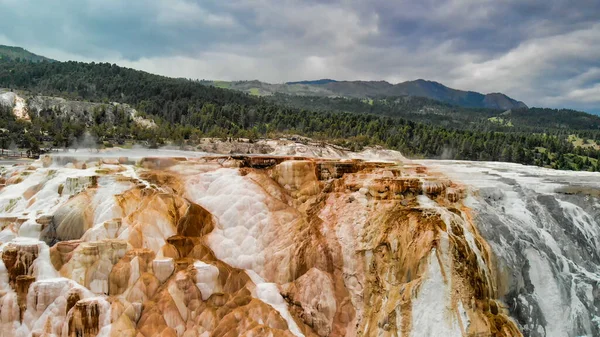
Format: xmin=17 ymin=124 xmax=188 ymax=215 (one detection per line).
xmin=0 ymin=152 xmax=599 ymax=337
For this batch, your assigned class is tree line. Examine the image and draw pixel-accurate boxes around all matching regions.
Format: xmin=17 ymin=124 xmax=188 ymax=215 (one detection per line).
xmin=1 ymin=58 xmax=600 ymax=171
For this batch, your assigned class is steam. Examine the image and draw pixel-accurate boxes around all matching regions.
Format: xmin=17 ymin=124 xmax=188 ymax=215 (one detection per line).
xmin=440 ymin=146 xmax=456 ymax=160
xmin=72 ymin=132 xmax=99 ymax=152
xmin=8 ymin=141 xmax=18 ymax=154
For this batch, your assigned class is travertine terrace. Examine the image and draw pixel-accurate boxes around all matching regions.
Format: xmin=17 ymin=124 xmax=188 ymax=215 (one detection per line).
xmin=0 ymin=151 xmax=598 ymax=336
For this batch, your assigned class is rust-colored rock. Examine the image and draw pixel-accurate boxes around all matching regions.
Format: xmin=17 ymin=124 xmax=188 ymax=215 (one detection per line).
xmin=50 ymin=240 xmax=82 ymax=270
xmin=2 ymin=241 xmax=39 ymax=287
xmin=0 ymin=154 xmax=525 ymax=337
xmin=16 ymin=275 xmax=35 ymax=322
xmin=67 ymin=299 xmax=103 ymax=337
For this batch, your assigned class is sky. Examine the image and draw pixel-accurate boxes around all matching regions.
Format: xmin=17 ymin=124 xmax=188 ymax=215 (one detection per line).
xmin=1 ymin=0 xmax=599 ymax=113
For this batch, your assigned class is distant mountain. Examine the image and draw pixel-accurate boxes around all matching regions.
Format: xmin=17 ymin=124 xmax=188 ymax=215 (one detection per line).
xmin=0 ymin=45 xmax=527 ymax=110
xmin=286 ymin=79 xmax=338 ymax=85
xmin=303 ymin=79 xmax=528 ymax=110
xmin=0 ymin=45 xmax=55 ymax=63
xmin=0 ymin=45 xmax=525 ymax=110
xmin=395 ymin=79 xmax=527 ymax=110
xmin=206 ymin=78 xmax=527 ymax=110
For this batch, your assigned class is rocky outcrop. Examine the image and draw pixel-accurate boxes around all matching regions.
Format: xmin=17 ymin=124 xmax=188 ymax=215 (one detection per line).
xmin=0 ymin=91 xmax=30 ymax=120
xmin=27 ymin=96 xmax=155 ymax=128
xmin=2 ymin=241 xmax=39 ymax=288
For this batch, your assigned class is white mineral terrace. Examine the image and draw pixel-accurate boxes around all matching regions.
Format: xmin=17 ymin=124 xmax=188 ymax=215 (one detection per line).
xmin=0 ymin=150 xmax=597 ymax=337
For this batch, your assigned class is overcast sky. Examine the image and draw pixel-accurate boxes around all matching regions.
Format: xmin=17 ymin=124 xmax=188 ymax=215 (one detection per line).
xmin=1 ymin=0 xmax=599 ymax=112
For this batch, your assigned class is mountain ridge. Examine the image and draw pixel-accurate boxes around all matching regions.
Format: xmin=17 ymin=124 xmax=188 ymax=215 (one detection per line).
xmin=0 ymin=45 xmax=55 ymax=63
xmin=0 ymin=45 xmax=526 ymax=110
xmin=208 ymin=78 xmax=527 ymax=110
xmin=286 ymin=79 xmax=338 ymax=85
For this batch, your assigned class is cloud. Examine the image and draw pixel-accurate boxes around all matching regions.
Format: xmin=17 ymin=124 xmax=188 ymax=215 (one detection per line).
xmin=564 ymin=84 xmax=600 ymax=103
xmin=1 ymin=0 xmax=600 ymax=112
xmin=450 ymin=23 xmax=600 ymax=110
xmin=155 ymin=0 xmax=237 ymax=28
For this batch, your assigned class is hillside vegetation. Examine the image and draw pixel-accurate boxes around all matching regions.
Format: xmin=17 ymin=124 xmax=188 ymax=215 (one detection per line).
xmin=202 ymin=78 xmax=527 ymax=110
xmin=0 ymin=45 xmax=54 ymax=63
xmin=1 ymin=58 xmax=600 ymax=171
xmin=267 ymin=93 xmax=600 ymax=132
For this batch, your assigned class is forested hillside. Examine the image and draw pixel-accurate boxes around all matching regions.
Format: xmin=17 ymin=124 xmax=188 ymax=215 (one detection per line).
xmin=268 ymin=93 xmax=600 ymax=133
xmin=1 ymin=58 xmax=600 ymax=171
xmin=0 ymin=45 xmax=54 ymax=63
xmin=202 ymin=78 xmax=527 ymax=110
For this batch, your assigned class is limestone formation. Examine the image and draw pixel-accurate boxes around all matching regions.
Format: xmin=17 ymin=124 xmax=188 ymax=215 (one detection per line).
xmin=0 ymin=153 xmax=598 ymax=336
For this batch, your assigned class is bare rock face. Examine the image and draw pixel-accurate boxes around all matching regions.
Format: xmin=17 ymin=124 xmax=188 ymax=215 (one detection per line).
xmin=282 ymin=268 xmax=337 ymax=336
xmin=41 ymin=192 xmax=95 ymax=245
xmin=152 ymin=258 xmax=175 ymax=283
xmin=271 ymin=160 xmax=321 ymax=202
xmin=1 ymin=153 xmax=598 ymax=336
xmin=63 ymin=176 xmax=98 ymax=196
